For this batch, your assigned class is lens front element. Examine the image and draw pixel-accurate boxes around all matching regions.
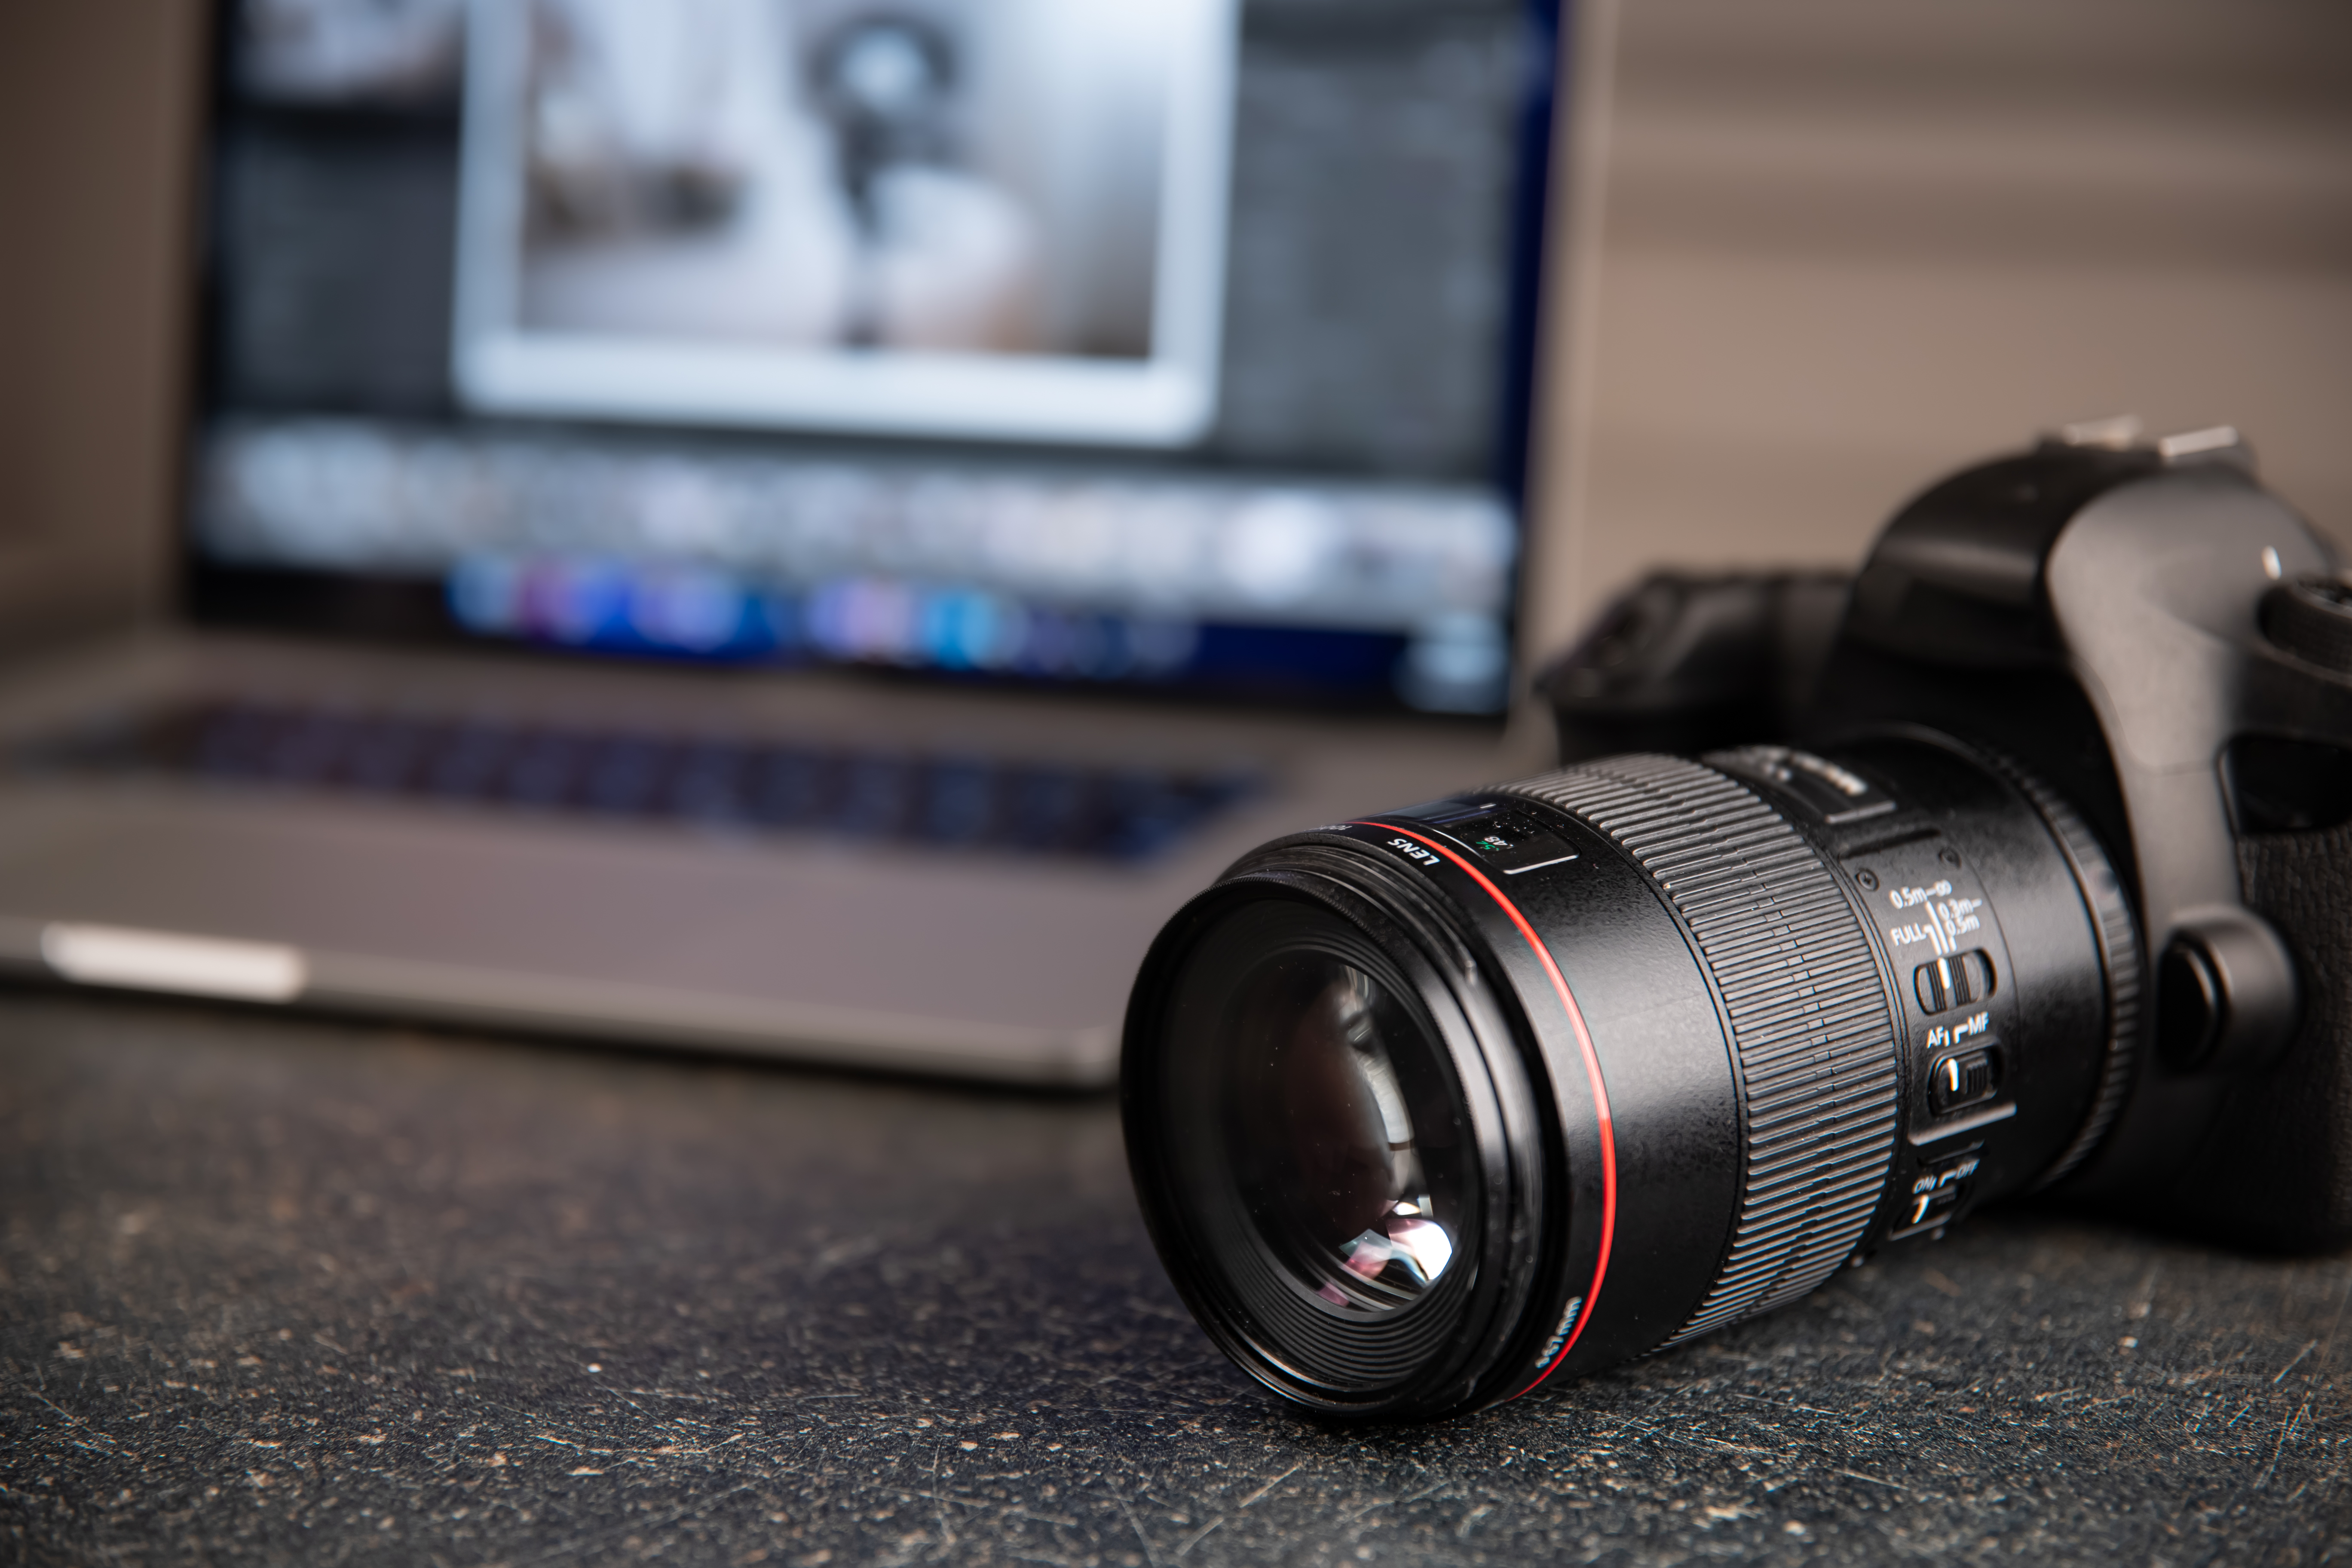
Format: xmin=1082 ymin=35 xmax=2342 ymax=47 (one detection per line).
xmin=1138 ymin=893 xmax=1495 ymax=1406
xmin=1226 ymin=952 xmax=1457 ymax=1309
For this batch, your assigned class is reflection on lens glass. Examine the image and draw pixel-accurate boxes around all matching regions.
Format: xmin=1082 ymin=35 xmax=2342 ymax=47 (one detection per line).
xmin=1227 ymin=950 xmax=1461 ymax=1311
xmin=1156 ymin=897 xmax=1475 ymax=1354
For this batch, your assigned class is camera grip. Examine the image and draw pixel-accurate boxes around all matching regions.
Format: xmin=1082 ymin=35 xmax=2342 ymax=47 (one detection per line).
xmin=2155 ymin=825 xmax=2352 ymax=1251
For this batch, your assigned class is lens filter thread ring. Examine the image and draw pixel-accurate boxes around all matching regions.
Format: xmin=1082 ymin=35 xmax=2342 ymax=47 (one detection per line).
xmin=1358 ymin=819 xmax=1619 ymax=1396
xmin=1505 ymin=755 xmax=1901 ymax=1345
xmin=1122 ymin=854 xmax=1554 ymax=1415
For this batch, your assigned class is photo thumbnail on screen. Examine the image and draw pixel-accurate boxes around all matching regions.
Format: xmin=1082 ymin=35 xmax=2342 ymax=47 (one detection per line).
xmin=450 ymin=0 xmax=1238 ymax=446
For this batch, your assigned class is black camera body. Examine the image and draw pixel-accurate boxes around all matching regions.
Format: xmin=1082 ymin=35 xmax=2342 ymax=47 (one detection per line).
xmin=1122 ymin=426 xmax=2352 ymax=1422
xmin=1547 ymin=424 xmax=2352 ymax=1251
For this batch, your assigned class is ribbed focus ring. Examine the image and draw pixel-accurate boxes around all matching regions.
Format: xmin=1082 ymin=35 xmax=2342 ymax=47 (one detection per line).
xmin=1504 ymin=755 xmax=1901 ymax=1345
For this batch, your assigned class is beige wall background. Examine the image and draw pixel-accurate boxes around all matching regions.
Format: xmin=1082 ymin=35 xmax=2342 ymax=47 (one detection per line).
xmin=1527 ymin=0 xmax=2352 ymax=660
xmin=0 ymin=1 xmax=202 ymax=649
xmin=0 ymin=1 xmax=2345 ymax=683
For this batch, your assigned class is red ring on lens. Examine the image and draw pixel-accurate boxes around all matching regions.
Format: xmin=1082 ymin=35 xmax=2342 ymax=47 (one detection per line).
xmin=1357 ymin=821 xmax=1615 ymax=1394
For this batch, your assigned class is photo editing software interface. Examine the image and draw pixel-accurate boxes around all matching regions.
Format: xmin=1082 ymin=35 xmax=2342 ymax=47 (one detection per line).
xmin=198 ymin=0 xmax=1562 ymax=712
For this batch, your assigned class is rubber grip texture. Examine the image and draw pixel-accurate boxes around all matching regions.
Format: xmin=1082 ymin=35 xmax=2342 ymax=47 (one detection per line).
xmin=1505 ymin=755 xmax=1901 ymax=1343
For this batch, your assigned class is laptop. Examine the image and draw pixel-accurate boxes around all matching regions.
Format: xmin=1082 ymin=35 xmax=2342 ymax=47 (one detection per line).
xmin=0 ymin=0 xmax=1575 ymax=1085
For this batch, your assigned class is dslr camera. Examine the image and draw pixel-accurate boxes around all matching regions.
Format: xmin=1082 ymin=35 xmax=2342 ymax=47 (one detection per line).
xmin=1121 ymin=422 xmax=2352 ymax=1421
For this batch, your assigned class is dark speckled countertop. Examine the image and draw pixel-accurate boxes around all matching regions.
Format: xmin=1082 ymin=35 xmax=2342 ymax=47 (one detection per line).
xmin=4 ymin=993 xmax=2349 ymax=1565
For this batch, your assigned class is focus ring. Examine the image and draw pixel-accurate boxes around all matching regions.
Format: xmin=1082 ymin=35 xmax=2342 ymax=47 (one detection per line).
xmin=1504 ymin=755 xmax=1901 ymax=1345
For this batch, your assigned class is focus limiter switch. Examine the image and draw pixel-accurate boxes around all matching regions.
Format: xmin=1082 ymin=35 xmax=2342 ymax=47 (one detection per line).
xmin=1914 ymin=949 xmax=1995 ymax=1014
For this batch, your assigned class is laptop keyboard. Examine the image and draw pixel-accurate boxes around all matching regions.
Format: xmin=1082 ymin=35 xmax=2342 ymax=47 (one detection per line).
xmin=16 ymin=700 xmax=1260 ymax=864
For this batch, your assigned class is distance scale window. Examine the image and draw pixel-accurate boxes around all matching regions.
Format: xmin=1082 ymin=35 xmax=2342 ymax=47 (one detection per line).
xmin=1417 ymin=806 xmax=1580 ymax=877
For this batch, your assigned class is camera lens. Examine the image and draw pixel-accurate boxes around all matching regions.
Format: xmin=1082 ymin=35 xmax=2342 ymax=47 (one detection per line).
xmin=1137 ymin=896 xmax=1519 ymax=1405
xmin=1124 ymin=738 xmax=2140 ymax=1420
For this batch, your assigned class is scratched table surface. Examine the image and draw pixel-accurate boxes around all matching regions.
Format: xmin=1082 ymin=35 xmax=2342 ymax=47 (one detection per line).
xmin=3 ymin=994 xmax=2348 ymax=1567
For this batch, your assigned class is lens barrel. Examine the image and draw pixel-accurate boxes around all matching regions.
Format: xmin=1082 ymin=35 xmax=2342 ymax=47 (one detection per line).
xmin=1122 ymin=734 xmax=2138 ymax=1419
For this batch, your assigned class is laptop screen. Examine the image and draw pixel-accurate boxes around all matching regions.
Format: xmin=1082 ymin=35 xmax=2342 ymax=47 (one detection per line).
xmin=191 ymin=0 xmax=1565 ymax=714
